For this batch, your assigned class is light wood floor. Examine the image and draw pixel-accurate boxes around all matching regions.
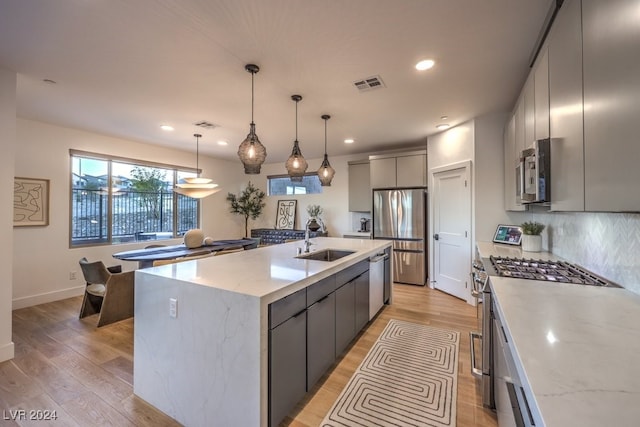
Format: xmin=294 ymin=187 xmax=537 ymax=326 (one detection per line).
xmin=0 ymin=285 xmax=496 ymax=427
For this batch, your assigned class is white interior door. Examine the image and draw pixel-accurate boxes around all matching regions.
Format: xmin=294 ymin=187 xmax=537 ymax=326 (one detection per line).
xmin=432 ymin=166 xmax=471 ymax=301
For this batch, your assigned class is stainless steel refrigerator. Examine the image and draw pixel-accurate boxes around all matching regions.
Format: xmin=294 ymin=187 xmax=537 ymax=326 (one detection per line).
xmin=372 ymin=188 xmax=427 ymax=286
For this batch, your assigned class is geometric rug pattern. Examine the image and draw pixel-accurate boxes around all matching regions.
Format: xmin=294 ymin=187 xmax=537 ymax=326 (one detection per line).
xmin=322 ymin=319 xmax=459 ymax=427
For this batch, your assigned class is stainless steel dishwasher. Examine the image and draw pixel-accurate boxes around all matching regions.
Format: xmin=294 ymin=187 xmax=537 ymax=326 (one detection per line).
xmin=369 ymin=252 xmax=388 ymax=320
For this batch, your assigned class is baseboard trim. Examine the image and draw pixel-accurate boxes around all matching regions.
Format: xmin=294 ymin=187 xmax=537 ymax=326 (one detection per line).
xmin=0 ymin=342 xmax=15 ymax=362
xmin=12 ymin=285 xmax=85 ymax=310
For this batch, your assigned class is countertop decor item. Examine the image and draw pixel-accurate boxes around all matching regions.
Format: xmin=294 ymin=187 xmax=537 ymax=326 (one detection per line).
xmin=238 ymin=64 xmax=267 ymax=174
xmin=226 ymin=181 xmax=266 ymax=238
xmin=317 ymin=114 xmax=335 ymax=186
xmin=285 ymin=94 xmax=308 ymax=181
xmin=306 ymin=204 xmax=324 ymax=232
xmin=174 ymin=134 xmax=220 ymax=199
xmin=521 ymin=221 xmax=545 ymax=252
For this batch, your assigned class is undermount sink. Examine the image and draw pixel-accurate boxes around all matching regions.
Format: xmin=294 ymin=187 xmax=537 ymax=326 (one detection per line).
xmin=296 ymin=249 xmax=355 ymax=262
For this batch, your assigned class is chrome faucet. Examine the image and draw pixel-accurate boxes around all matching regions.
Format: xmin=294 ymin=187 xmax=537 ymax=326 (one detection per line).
xmin=304 ymin=218 xmax=314 ymax=253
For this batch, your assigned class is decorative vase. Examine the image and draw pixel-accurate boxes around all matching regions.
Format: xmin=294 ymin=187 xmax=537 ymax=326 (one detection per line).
xmin=521 ymin=234 xmax=542 ymax=252
xmin=308 ymin=218 xmax=321 ymax=232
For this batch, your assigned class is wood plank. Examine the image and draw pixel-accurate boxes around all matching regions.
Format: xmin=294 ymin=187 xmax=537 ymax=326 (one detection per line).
xmin=9 ymin=393 xmax=80 ymax=427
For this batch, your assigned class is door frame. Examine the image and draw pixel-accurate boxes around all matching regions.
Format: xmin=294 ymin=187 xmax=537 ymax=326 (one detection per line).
xmin=428 ymin=160 xmax=474 ymax=304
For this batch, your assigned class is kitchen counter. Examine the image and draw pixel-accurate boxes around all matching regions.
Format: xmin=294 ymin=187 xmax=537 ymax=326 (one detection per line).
xmin=476 ymin=240 xmax=561 ymax=261
xmin=133 ymin=237 xmax=391 ymax=427
xmin=478 ymin=242 xmax=640 ymax=426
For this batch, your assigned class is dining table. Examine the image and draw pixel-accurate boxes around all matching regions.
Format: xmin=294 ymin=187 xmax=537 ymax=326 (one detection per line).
xmin=112 ymin=238 xmax=258 ymax=268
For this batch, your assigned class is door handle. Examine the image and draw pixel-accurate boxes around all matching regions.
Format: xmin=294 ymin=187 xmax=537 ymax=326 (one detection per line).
xmin=434 ymin=233 xmax=439 ymax=241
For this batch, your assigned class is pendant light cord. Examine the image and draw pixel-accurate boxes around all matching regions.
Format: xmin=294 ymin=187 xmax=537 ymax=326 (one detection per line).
xmin=251 ymin=71 xmax=255 ymax=124
xmin=295 ymin=99 xmax=298 ymax=141
xmin=195 ymin=134 xmax=201 ymax=177
xmin=324 ymin=118 xmax=327 ymax=153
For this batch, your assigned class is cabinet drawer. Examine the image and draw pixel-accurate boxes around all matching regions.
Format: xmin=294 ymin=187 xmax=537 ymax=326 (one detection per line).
xmin=306 ymin=275 xmax=336 ymax=306
xmin=336 ymin=260 xmax=369 ymax=286
xmin=269 ymin=288 xmax=307 ymax=329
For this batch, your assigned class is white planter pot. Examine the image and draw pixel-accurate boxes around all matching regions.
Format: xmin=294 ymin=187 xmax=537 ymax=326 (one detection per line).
xmin=522 ymin=234 xmax=542 ymax=252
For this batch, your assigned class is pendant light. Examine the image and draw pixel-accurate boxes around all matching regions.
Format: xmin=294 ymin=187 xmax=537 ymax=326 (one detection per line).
xmin=317 ymin=114 xmax=335 ymax=186
xmin=174 ymin=133 xmax=220 ymax=199
xmin=285 ymin=94 xmax=308 ymax=181
xmin=238 ymin=64 xmax=267 ymax=174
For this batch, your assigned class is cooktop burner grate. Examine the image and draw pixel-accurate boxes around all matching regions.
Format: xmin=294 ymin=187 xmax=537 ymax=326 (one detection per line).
xmin=489 ymin=256 xmax=615 ymax=286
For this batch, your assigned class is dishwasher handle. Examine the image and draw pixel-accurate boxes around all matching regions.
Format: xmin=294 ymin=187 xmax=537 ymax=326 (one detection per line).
xmin=369 ymin=253 xmax=388 ymax=263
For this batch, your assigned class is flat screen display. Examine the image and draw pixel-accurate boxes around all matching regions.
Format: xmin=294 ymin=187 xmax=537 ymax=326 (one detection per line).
xmin=492 ymin=224 xmax=522 ymax=246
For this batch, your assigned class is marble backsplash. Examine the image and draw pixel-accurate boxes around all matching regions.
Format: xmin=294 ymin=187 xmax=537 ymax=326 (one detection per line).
xmin=531 ymin=210 xmax=640 ymax=294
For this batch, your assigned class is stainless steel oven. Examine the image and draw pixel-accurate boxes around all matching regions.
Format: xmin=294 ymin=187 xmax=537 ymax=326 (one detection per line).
xmin=470 ymin=259 xmax=494 ymax=409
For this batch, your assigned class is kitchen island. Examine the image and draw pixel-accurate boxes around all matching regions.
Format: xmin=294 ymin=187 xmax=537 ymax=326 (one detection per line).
xmin=477 ymin=242 xmax=640 ymax=426
xmin=133 ymin=237 xmax=392 ymax=427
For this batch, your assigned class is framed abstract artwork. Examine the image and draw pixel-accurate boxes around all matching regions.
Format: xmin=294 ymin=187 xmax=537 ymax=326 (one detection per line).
xmin=275 ymin=200 xmax=297 ymax=230
xmin=14 ymin=177 xmax=50 ymax=227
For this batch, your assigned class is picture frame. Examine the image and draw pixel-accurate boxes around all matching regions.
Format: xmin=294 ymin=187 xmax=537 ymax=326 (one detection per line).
xmin=275 ymin=200 xmax=297 ymax=230
xmin=14 ymin=177 xmax=50 ymax=227
xmin=492 ymin=224 xmax=522 ymax=246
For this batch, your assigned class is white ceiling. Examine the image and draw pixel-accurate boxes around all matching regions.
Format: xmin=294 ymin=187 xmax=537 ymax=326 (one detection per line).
xmin=0 ymin=0 xmax=552 ymax=163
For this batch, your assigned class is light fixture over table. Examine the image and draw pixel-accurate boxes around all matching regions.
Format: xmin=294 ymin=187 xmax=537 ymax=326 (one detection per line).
xmin=238 ymin=64 xmax=267 ymax=174
xmin=174 ymin=133 xmax=220 ymax=199
xmin=317 ymin=114 xmax=335 ymax=186
xmin=285 ymin=94 xmax=308 ymax=181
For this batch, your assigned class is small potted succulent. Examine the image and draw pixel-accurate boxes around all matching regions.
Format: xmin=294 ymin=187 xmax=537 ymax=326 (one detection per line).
xmin=521 ymin=221 xmax=545 ymax=252
xmin=306 ymin=204 xmax=324 ymax=232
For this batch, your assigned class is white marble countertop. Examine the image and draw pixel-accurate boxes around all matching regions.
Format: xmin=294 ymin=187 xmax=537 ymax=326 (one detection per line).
xmin=137 ymin=237 xmax=390 ymax=304
xmin=478 ymin=239 xmax=640 ymax=426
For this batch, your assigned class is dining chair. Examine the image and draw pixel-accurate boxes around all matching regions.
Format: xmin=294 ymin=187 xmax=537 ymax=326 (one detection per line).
xmin=78 ymin=257 xmax=135 ymax=327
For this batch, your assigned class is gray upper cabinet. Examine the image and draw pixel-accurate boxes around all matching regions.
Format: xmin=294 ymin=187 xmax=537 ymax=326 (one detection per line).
xmin=548 ymin=0 xmax=585 ymax=211
xmin=534 ymin=47 xmax=550 ymax=140
xmin=514 ymin=96 xmax=526 ymax=159
xmin=504 ymin=113 xmax=525 ymax=211
xmin=583 ymin=0 xmax=640 ymax=211
xmin=348 ymin=161 xmax=371 ymax=212
xmin=523 ymin=73 xmax=536 ymax=148
xmin=370 ymin=151 xmax=426 ymax=189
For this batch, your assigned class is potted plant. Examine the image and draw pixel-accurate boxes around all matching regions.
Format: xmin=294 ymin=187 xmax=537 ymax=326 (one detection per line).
xmin=521 ymin=221 xmax=545 ymax=252
xmin=306 ymin=204 xmax=324 ymax=232
xmin=226 ymin=181 xmax=266 ymax=239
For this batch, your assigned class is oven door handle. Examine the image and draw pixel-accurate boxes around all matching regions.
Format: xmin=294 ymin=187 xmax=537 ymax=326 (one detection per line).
xmin=469 ymin=331 xmax=483 ymax=378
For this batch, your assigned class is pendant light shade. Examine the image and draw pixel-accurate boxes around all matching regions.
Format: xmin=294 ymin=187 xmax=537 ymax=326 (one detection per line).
xmin=285 ymin=94 xmax=308 ymax=182
xmin=238 ymin=64 xmax=267 ymax=174
xmin=174 ymin=133 xmax=220 ymax=199
xmin=317 ymin=114 xmax=335 ymax=186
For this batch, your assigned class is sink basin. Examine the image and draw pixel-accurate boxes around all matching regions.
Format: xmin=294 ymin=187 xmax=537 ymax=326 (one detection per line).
xmin=297 ymin=249 xmax=355 ymax=262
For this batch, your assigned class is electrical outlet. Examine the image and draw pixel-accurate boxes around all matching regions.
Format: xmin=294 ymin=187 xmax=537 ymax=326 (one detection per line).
xmin=169 ymin=298 xmax=178 ymax=318
xmin=69 ymin=271 xmax=77 ymax=280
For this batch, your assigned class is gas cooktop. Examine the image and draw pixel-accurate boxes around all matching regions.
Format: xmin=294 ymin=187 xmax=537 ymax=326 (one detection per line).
xmin=489 ymin=256 xmax=617 ymax=287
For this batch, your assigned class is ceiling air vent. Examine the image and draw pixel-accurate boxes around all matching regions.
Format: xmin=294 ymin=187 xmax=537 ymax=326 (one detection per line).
xmin=353 ymin=75 xmax=386 ymax=92
xmin=194 ymin=121 xmax=218 ymax=129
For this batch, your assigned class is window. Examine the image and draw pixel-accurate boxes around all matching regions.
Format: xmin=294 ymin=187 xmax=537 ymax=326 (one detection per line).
xmin=267 ymin=173 xmax=323 ymax=196
xmin=70 ymin=150 xmax=199 ymax=247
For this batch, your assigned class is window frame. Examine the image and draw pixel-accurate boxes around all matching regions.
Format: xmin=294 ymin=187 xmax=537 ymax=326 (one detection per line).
xmin=266 ymin=172 xmax=323 ymax=196
xmin=69 ymin=149 xmax=201 ymax=248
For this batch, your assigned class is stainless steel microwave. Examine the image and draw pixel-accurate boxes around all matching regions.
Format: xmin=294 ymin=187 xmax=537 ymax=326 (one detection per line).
xmin=518 ymin=138 xmax=550 ymax=204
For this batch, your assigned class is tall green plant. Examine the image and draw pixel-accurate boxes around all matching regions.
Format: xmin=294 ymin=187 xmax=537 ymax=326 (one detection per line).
xmin=130 ymin=166 xmax=166 ymax=219
xmin=226 ymin=181 xmax=266 ymax=238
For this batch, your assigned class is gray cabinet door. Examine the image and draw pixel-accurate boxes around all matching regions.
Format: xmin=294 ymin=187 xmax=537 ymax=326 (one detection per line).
xmin=396 ymin=154 xmax=426 ymax=187
xmin=369 ymin=157 xmax=397 ymax=189
xmin=534 ymin=47 xmax=550 ymax=140
xmin=335 ymin=281 xmax=356 ymax=357
xmin=307 ymin=293 xmax=336 ymax=389
xmin=583 ymin=0 xmax=640 ymax=211
xmin=269 ymin=311 xmax=306 ymax=427
xmin=549 ymin=0 xmax=585 ymax=211
xmin=348 ymin=162 xmax=371 ymax=212
xmin=355 ymin=272 xmax=370 ymax=332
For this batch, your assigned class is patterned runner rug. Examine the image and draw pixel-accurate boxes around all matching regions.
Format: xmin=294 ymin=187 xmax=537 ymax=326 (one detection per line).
xmin=321 ymin=319 xmax=459 ymax=427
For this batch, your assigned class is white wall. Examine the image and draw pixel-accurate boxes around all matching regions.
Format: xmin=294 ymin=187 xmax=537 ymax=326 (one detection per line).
xmin=247 ymin=153 xmax=366 ymax=238
xmin=12 ymin=119 xmax=246 ymax=309
xmin=0 ymin=67 xmax=16 ymax=362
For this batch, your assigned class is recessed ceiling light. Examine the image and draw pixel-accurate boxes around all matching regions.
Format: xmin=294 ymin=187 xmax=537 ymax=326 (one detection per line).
xmin=344 ymin=139 xmax=354 ymax=144
xmin=415 ymin=59 xmax=435 ymax=71
xmin=440 ymin=115 xmax=448 ymax=120
xmin=160 ymin=125 xmax=174 ymax=131
xmin=217 ymin=140 xmax=228 ymax=146
xmin=436 ymin=124 xmax=450 ymax=130
xmin=43 ymin=79 xmax=57 ymax=84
